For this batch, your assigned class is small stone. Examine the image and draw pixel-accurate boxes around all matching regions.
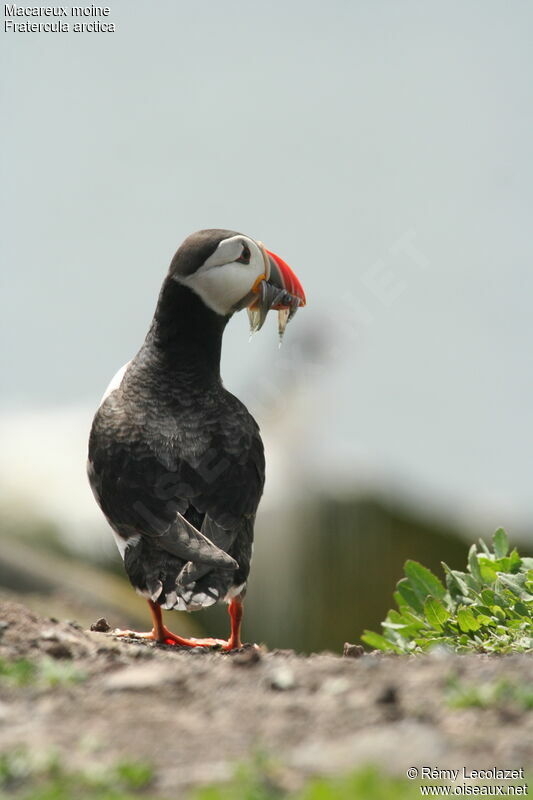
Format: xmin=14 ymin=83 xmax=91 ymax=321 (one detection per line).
xmin=44 ymin=642 xmax=72 ymax=660
xmin=232 ymin=647 xmax=262 ymax=667
xmin=270 ymin=666 xmax=296 ymax=691
xmin=376 ymin=685 xmax=398 ymax=704
xmin=40 ymin=628 xmax=59 ymax=641
xmin=343 ymin=643 xmax=365 ymax=659
xmin=90 ymin=618 xmax=111 ymax=633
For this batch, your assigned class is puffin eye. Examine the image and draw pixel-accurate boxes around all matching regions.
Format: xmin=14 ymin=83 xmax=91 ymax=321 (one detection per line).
xmin=236 ymin=244 xmax=251 ymax=264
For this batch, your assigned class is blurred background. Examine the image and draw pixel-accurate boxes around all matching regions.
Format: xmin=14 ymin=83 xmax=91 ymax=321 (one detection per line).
xmin=1 ymin=0 xmax=532 ymax=652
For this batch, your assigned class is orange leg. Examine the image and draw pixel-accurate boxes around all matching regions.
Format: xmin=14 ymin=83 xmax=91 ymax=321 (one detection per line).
xmin=226 ymin=597 xmax=243 ymax=650
xmin=112 ymin=598 xmax=243 ymax=650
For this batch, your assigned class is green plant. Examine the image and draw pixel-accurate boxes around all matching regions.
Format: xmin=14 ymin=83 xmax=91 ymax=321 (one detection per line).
xmin=194 ymin=764 xmax=422 ymax=800
xmin=0 ymin=656 xmax=86 ymax=688
xmin=0 ymin=750 xmax=155 ymax=799
xmin=446 ymin=677 xmax=533 ymax=710
xmin=361 ymin=529 xmax=533 ymax=654
xmin=0 ymin=658 xmax=37 ymax=687
xmin=0 ymin=754 xmax=424 ymax=800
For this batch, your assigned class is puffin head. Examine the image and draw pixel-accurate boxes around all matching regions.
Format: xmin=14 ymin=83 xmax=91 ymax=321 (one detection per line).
xmin=169 ymin=229 xmax=306 ymax=339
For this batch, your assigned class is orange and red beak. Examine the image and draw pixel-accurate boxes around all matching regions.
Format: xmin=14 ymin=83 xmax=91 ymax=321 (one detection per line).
xmin=263 ymin=249 xmax=306 ymax=309
xmin=248 ymin=244 xmax=306 ymax=339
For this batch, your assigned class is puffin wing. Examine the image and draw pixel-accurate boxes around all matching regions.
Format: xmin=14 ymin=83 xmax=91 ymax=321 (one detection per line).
xmin=139 ymin=510 xmax=238 ymax=569
xmin=169 ymin=399 xmax=265 ymax=592
xmin=190 ymin=400 xmax=266 ymax=529
xmin=88 ymin=427 xmax=238 ymax=569
xmin=89 ymin=390 xmax=264 ymax=568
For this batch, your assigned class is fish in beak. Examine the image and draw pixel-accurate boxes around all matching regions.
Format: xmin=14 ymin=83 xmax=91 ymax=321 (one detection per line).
xmin=247 ymin=244 xmax=306 ymax=341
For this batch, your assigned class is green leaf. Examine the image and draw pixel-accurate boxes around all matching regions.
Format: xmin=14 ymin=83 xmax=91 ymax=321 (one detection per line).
xmin=382 ymin=618 xmax=412 ymax=633
xmin=442 ymin=563 xmax=470 ymax=598
xmin=382 ymin=610 xmax=425 ymax=637
xmin=481 ymin=555 xmax=518 ymax=573
xmin=396 ymin=578 xmax=424 ymax=614
xmin=468 ymin=544 xmax=482 ymax=584
xmin=496 ymin=573 xmax=533 ymax=601
xmin=393 ymin=590 xmax=408 ymax=610
xmin=493 ymin=528 xmax=509 ymax=558
xmin=361 ymin=631 xmax=402 ymax=653
xmin=457 ymin=607 xmax=480 ymax=633
xmin=481 ymin=589 xmax=496 ymax=605
xmin=386 ymin=610 xmax=407 ymax=624
xmin=507 ymin=619 xmax=526 ymax=629
xmin=475 ymin=614 xmax=494 ymax=627
xmin=424 ymin=598 xmax=450 ymax=630
xmin=404 ymin=560 xmax=446 ymax=602
xmin=508 ymin=549 xmax=522 ymax=572
xmin=514 ymin=601 xmax=531 ymax=618
xmin=478 ymin=538 xmax=491 ymax=556
xmin=401 ymin=610 xmax=427 ymax=628
xmin=479 ymin=561 xmax=498 ymax=584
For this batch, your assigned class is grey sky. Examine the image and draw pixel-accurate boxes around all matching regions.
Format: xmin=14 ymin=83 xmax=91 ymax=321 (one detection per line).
xmin=2 ymin=1 xmax=532 ymax=532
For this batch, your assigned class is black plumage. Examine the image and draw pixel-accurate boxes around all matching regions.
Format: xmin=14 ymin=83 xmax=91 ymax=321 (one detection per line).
xmin=88 ymin=229 xmax=305 ymax=648
xmin=88 ymin=240 xmax=265 ymax=618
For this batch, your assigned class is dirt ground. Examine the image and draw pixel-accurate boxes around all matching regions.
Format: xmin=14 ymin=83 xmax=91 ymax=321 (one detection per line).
xmin=0 ymin=594 xmax=532 ymax=796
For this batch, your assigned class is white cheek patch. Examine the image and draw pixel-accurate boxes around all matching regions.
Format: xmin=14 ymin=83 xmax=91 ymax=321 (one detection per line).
xmin=182 ymin=263 xmax=263 ymax=316
xmin=175 ymin=235 xmax=265 ymax=315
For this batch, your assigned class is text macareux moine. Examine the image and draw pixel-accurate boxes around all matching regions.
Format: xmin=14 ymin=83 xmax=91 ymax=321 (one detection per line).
xmin=4 ymin=4 xmax=115 ymax=31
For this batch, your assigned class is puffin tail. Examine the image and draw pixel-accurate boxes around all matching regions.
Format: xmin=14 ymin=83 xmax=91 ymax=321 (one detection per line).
xmin=172 ymin=562 xmax=237 ymax=611
xmin=124 ymin=537 xmax=237 ymax=611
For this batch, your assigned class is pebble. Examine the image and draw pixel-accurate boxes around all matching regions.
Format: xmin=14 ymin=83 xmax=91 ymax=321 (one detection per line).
xmin=343 ymin=642 xmax=365 ymax=659
xmin=90 ymin=618 xmax=111 ymax=633
xmin=376 ymin=685 xmax=398 ymax=705
xmin=232 ymin=648 xmax=262 ymax=667
xmin=43 ymin=642 xmax=73 ymax=660
xmin=269 ymin=666 xmax=296 ymax=691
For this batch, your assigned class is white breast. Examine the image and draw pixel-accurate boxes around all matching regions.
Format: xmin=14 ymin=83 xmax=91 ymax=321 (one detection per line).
xmin=99 ymin=361 xmax=130 ymax=406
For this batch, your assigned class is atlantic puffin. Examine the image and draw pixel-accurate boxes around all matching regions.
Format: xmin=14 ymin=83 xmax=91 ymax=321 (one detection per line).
xmin=87 ymin=229 xmax=306 ymax=649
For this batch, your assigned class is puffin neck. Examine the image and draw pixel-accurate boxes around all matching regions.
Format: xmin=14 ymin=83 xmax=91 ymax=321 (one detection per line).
xmin=145 ymin=278 xmax=230 ymax=383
